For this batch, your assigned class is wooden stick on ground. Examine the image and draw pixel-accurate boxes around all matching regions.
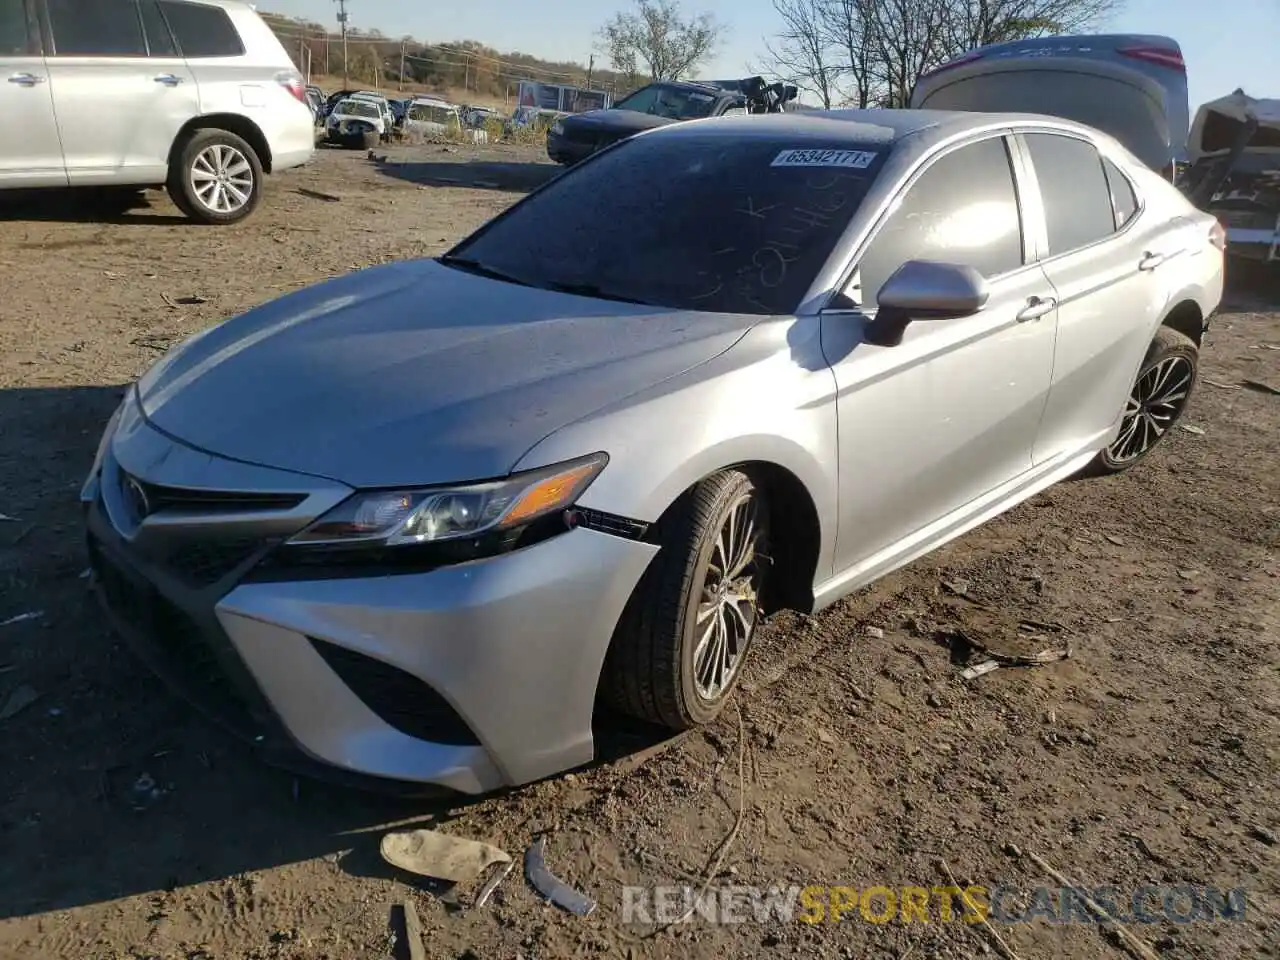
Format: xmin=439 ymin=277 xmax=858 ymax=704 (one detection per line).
xmin=399 ymin=900 xmax=426 ymax=960
xmin=1023 ymin=850 xmax=1160 ymax=960
xmin=938 ymin=860 xmax=1025 ymax=960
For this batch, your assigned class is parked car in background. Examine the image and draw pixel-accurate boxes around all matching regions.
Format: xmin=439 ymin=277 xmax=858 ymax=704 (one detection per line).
xmin=0 ymin=0 xmax=314 ymax=224
xmin=403 ymin=98 xmax=462 ymax=138
xmin=83 ymin=109 xmax=1223 ymax=794
xmin=505 ymin=105 xmax=567 ymax=139
xmin=911 ymin=34 xmax=1190 ymax=179
xmin=461 ymin=104 xmax=498 ymax=129
xmin=1183 ymin=91 xmax=1280 ymax=265
xmin=325 ymin=97 xmax=385 ymax=148
xmin=347 ymin=91 xmax=394 ymax=131
xmin=546 ymin=76 xmax=797 ymax=165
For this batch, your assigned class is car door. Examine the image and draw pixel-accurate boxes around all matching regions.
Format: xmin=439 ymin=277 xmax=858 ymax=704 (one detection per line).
xmin=821 ymin=133 xmax=1059 ymax=574
xmin=1018 ymin=132 xmax=1178 ymax=464
xmin=41 ymin=0 xmax=198 ymax=184
xmin=0 ymin=0 xmax=64 ymax=185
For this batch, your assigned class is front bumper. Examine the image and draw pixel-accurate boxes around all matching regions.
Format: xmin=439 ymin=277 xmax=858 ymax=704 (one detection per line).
xmin=546 ymin=133 xmax=597 ymax=166
xmin=85 ymin=412 xmax=658 ymax=794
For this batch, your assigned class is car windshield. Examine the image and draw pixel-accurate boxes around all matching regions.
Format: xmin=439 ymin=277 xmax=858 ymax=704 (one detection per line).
xmin=616 ymin=83 xmax=722 ymax=120
xmin=337 ymin=100 xmax=379 ymax=119
xmin=447 ymin=133 xmax=888 ymax=314
xmin=410 ymin=104 xmax=457 ymax=123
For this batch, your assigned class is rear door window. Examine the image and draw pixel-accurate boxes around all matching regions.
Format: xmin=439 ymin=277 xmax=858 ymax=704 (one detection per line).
xmin=47 ymin=0 xmax=147 ymax=57
xmin=853 ymin=136 xmax=1024 ymax=305
xmin=1023 ymin=133 xmax=1118 ymax=255
xmin=0 ymin=0 xmax=36 ymax=56
xmin=139 ymin=0 xmax=178 ymax=57
xmin=1102 ymin=156 xmax=1139 ymax=228
xmin=158 ymin=0 xmax=244 ymax=58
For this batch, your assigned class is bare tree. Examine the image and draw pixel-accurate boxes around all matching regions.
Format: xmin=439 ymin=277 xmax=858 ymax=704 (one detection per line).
xmin=759 ymin=0 xmax=838 ymax=108
xmin=761 ymin=0 xmax=1124 ymax=108
xmin=598 ymin=0 xmax=724 ymax=81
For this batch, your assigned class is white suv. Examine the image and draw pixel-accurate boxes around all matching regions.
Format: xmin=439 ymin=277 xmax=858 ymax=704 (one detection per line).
xmin=0 ymin=0 xmax=315 ymax=224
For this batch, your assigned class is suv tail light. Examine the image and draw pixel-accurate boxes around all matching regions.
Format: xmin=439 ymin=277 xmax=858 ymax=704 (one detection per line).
xmin=1118 ymin=45 xmax=1186 ymax=73
xmin=1208 ymin=220 xmax=1227 ymax=252
xmin=275 ymin=70 xmax=307 ymax=104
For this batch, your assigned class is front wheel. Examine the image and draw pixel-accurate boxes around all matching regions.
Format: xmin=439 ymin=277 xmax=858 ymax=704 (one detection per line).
xmin=601 ymin=470 xmax=770 ymax=730
xmin=1081 ymin=326 xmax=1199 ymax=477
xmin=167 ymin=128 xmax=263 ymax=225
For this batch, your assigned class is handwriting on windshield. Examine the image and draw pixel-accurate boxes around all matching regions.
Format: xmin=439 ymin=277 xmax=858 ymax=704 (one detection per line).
xmin=692 ymin=170 xmax=867 ymax=309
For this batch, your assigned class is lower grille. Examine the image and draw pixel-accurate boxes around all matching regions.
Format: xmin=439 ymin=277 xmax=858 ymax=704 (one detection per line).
xmin=163 ymin=537 xmax=264 ymax=588
xmin=309 ymin=638 xmax=480 ymax=745
xmin=90 ymin=537 xmax=262 ymax=740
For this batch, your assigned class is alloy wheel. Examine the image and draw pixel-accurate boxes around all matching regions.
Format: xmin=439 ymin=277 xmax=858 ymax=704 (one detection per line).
xmin=189 ymin=144 xmax=254 ymax=215
xmin=1107 ymin=355 xmax=1195 ymax=463
xmin=693 ymin=492 xmax=765 ymax=702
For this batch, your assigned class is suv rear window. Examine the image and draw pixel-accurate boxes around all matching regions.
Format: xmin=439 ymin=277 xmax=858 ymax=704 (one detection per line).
xmin=158 ymin=0 xmax=244 ymax=58
xmin=449 ymin=133 xmax=888 ymax=315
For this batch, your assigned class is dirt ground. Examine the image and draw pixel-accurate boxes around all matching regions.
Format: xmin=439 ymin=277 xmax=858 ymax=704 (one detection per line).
xmin=0 ymin=142 xmax=1277 ymax=960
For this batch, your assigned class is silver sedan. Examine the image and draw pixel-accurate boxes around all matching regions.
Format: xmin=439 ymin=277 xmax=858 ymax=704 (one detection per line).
xmin=82 ymin=109 xmax=1224 ymax=793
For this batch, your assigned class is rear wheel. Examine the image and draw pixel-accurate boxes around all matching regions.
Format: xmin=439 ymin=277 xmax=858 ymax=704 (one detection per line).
xmin=1081 ymin=326 xmax=1199 ymax=477
xmin=602 ymin=470 xmax=770 ymax=729
xmin=167 ymin=128 xmax=263 ymax=225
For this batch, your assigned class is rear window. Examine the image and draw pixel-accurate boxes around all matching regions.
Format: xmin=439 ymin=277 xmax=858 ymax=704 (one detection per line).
xmin=449 ymin=134 xmax=887 ymax=315
xmin=158 ymin=0 xmax=244 ymax=58
xmin=337 ymin=100 xmax=379 ymax=119
xmin=919 ymin=72 xmax=1172 ymax=170
xmin=614 ymin=83 xmax=721 ymax=121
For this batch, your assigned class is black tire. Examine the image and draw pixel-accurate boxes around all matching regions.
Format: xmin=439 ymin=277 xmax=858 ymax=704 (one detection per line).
xmin=362 ymin=130 xmax=381 ymax=150
xmin=601 ymin=470 xmax=770 ymax=730
xmin=1079 ymin=326 xmax=1199 ymax=477
xmin=167 ymin=128 xmax=263 ymax=225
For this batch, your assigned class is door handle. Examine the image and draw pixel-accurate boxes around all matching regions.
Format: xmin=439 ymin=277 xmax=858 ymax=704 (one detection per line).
xmin=1016 ymin=295 xmax=1057 ymax=322
xmin=7 ymin=72 xmax=45 ymax=86
xmin=1138 ymin=251 xmax=1166 ymax=271
xmin=153 ymin=74 xmax=184 ymax=86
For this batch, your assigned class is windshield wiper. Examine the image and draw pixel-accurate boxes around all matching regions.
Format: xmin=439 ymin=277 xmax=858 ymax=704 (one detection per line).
xmin=541 ymin=280 xmax=652 ymax=306
xmin=437 ymin=255 xmax=533 ymax=287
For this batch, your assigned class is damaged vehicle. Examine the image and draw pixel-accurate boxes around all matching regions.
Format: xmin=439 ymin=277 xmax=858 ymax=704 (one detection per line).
xmin=546 ymin=75 xmax=797 ymax=165
xmin=324 ymin=98 xmax=386 ymax=149
xmin=1183 ymin=91 xmax=1280 ymax=265
xmin=911 ymin=34 xmax=1190 ymax=179
xmin=84 ymin=110 xmax=1222 ymax=794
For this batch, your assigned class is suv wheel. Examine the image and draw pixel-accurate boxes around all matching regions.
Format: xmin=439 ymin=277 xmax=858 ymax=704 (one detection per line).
xmin=602 ymin=470 xmax=770 ymax=729
xmin=1081 ymin=326 xmax=1199 ymax=477
xmin=168 ymin=128 xmax=263 ymax=225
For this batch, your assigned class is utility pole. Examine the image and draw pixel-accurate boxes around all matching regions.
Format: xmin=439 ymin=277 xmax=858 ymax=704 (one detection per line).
xmin=586 ymin=53 xmax=594 ymax=90
xmin=335 ymin=0 xmax=350 ymax=88
xmin=399 ymin=39 xmax=406 ymax=91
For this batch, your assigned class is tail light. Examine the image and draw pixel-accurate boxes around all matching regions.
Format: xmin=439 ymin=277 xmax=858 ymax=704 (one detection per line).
xmin=275 ymin=70 xmax=307 ymax=104
xmin=1208 ymin=220 xmax=1227 ymax=252
xmin=1118 ymin=45 xmax=1185 ymax=73
xmin=920 ymin=50 xmax=985 ymax=82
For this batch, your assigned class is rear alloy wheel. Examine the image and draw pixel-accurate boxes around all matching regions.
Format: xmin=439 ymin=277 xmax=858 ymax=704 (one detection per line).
xmin=602 ymin=470 xmax=770 ymax=729
xmin=168 ymin=129 xmax=263 ymax=225
xmin=1083 ymin=326 xmax=1199 ymax=476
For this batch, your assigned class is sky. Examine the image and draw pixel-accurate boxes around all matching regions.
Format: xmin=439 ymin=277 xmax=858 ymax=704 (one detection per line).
xmin=260 ymin=0 xmax=1278 ymax=110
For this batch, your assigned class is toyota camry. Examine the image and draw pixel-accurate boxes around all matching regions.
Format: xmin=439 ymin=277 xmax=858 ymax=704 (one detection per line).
xmin=83 ymin=109 xmax=1224 ymax=794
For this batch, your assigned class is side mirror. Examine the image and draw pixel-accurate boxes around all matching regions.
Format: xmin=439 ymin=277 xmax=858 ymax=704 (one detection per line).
xmin=866 ymin=260 xmax=990 ymax=346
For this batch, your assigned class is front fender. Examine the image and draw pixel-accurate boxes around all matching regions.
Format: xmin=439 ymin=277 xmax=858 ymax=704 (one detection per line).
xmin=513 ymin=317 xmax=841 ymax=584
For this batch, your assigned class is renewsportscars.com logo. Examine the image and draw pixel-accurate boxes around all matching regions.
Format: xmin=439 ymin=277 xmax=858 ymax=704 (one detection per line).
xmin=620 ymin=884 xmax=1249 ymax=926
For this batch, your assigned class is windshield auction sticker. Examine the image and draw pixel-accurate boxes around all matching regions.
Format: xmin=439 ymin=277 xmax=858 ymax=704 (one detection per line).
xmin=771 ymin=149 xmax=878 ymax=169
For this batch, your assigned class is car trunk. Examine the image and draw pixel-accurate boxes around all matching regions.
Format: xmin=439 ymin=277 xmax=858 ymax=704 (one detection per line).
xmin=911 ymin=36 xmax=1189 ymax=174
xmin=1183 ymin=92 xmax=1280 ymax=260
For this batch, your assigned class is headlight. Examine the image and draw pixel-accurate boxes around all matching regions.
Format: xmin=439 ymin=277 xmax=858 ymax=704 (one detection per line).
xmin=550 ymin=121 xmax=564 ymax=136
xmin=288 ymin=452 xmax=608 ymax=548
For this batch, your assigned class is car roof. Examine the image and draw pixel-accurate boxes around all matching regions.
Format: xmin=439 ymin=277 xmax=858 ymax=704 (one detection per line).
xmin=653 ymin=107 xmax=1105 ymax=149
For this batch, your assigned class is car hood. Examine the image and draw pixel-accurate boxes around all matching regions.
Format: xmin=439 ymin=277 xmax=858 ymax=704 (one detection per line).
xmin=136 ymin=260 xmax=754 ymax=488
xmin=562 ymin=109 xmax=677 ymax=135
